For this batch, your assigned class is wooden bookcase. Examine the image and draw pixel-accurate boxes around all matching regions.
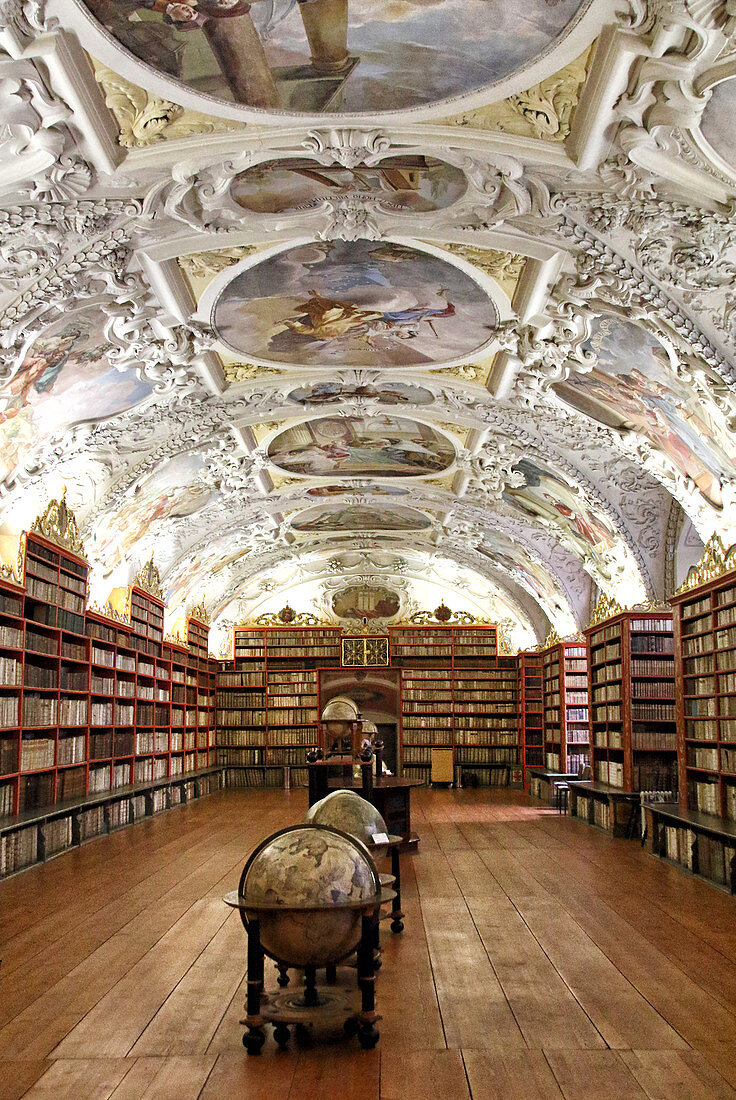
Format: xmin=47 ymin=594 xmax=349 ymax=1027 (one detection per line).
xmin=217 ymin=626 xmax=341 ymax=788
xmin=0 ymin=514 xmax=221 ymax=877
xmin=542 ymin=640 xmax=590 ymax=773
xmin=391 ymin=625 xmax=518 ymax=787
xmin=586 ymin=610 xmax=677 ymax=792
xmin=518 ymin=651 xmax=543 ymax=782
xmin=672 ymin=568 xmax=736 ymax=819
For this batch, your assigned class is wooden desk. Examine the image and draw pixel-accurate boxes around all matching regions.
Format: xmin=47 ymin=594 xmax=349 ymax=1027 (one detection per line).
xmin=307 ymin=763 xmax=420 ymax=850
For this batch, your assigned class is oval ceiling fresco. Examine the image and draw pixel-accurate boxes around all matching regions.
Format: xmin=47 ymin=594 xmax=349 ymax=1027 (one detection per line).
xmin=232 ymin=156 xmax=467 ymax=214
xmin=0 ymin=312 xmax=153 ymax=487
xmin=286 ymin=381 xmax=434 ymax=406
xmin=291 ymin=504 xmax=432 ymax=531
xmin=305 ymin=483 xmax=409 ymax=497
xmin=268 ymin=415 xmax=455 ymax=477
xmin=332 ymin=584 xmax=400 ymax=622
xmin=79 ymin=0 xmax=588 ymax=114
xmin=699 ymin=80 xmax=736 ymax=173
xmin=212 ymin=240 xmax=498 ymax=367
xmin=552 ymin=316 xmax=736 ymax=509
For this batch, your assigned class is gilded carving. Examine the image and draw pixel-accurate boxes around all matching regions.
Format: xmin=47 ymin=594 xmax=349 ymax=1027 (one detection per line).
xmin=441 ymin=46 xmax=592 ymax=143
xmin=674 ymin=532 xmax=736 ymax=593
xmin=31 ymin=489 xmax=86 ymax=556
xmin=134 ymin=556 xmax=165 ymax=600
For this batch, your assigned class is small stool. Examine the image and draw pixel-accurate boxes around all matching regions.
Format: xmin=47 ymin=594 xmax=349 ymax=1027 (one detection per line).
xmin=554 ymin=782 xmax=569 ymax=814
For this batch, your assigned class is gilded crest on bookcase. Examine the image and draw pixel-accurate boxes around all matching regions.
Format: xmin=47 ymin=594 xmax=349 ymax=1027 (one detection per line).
xmin=586 ymin=593 xmax=625 ymax=630
xmin=543 ymin=628 xmax=585 ymax=649
xmin=134 ymin=556 xmax=164 ymax=601
xmin=674 ymin=533 xmax=736 ymax=595
xmin=252 ymin=605 xmax=327 ymax=627
xmin=88 ymin=601 xmax=131 ymax=625
xmin=188 ymin=599 xmax=211 ymax=626
xmin=30 ymin=489 xmax=86 ymax=557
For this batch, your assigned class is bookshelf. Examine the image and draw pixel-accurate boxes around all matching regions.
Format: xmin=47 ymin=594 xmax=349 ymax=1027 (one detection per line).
xmin=217 ymin=626 xmax=341 ymax=788
xmin=0 ymin=501 xmax=222 ymax=877
xmin=391 ymin=625 xmax=518 ymax=787
xmin=542 ymin=639 xmax=590 ymax=773
xmin=519 ymin=651 xmax=543 ymax=781
xmin=586 ymin=610 xmax=677 ymax=793
xmin=672 ymin=565 xmax=736 ymax=819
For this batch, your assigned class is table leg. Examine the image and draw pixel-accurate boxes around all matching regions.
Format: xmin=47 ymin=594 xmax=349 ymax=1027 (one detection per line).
xmin=391 ymin=845 xmax=404 ymax=933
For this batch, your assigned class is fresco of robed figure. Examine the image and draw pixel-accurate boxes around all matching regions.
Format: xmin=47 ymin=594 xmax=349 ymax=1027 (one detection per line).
xmin=213 ymin=241 xmax=497 ymax=368
xmin=268 ymin=415 xmax=455 ymax=477
xmin=553 ymin=316 xmax=736 ymax=509
xmin=81 ymin=0 xmax=587 ymax=114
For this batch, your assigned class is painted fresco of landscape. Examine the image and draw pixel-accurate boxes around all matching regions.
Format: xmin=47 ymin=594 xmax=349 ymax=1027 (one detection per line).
xmin=213 ymin=241 xmax=497 ymax=367
xmin=0 ymin=315 xmax=153 ymax=486
xmin=332 ymin=584 xmax=400 ymax=621
xmin=91 ymin=452 xmax=219 ymax=573
xmin=268 ymin=415 xmax=455 ymax=477
xmin=503 ymin=457 xmax=618 ymax=559
xmin=700 ymin=79 xmax=736 ymax=173
xmin=292 ymin=504 xmax=431 ymax=531
xmin=553 ymin=316 xmax=736 ymax=508
xmin=80 ymin=0 xmax=587 ymax=114
xmin=232 ymin=157 xmax=466 ymax=214
xmin=287 ymin=381 xmax=434 ymax=406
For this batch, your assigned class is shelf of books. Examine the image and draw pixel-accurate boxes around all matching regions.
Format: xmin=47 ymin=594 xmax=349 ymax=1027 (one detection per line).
xmin=217 ymin=626 xmax=341 ymax=789
xmin=0 ymin=518 xmax=222 ymax=878
xmin=391 ymin=625 xmax=519 ymax=787
xmin=518 ymin=651 xmax=543 ymax=782
xmin=642 ymin=540 xmax=736 ymax=893
xmin=586 ymin=610 xmax=677 ymax=793
xmin=542 ymin=640 xmax=590 ymax=773
xmin=673 ymin=573 xmax=736 ymax=819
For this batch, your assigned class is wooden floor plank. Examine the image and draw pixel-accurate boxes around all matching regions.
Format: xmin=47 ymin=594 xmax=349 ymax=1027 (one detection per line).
xmin=462 ymin=1050 xmax=564 ymax=1100
xmin=544 ymin=1050 xmax=649 ymax=1099
xmin=620 ymin=1049 xmax=736 ymax=1099
xmin=19 ymin=1058 xmax=133 ymax=1100
xmin=380 ymin=1049 xmax=470 ymax=1100
xmin=199 ymin=1052 xmax=297 ymax=1099
xmin=0 ymin=1060 xmax=48 ymax=1100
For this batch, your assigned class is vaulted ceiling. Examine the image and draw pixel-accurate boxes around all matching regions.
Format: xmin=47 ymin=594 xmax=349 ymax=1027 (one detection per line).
xmin=1 ymin=0 xmax=734 ymax=650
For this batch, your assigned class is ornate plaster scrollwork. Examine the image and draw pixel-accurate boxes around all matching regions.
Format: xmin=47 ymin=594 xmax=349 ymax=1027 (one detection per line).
xmin=90 ymin=61 xmax=243 ymax=148
xmin=102 ymin=301 xmax=211 ymax=394
xmin=301 ymin=129 xmax=391 ymax=168
xmin=441 ymin=47 xmax=592 ymax=142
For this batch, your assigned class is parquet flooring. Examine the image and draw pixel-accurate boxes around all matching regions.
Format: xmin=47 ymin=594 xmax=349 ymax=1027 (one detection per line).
xmin=2 ymin=787 xmax=736 ymax=1098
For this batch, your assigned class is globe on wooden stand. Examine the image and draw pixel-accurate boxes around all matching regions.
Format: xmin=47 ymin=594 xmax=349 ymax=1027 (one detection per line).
xmin=224 ymin=823 xmax=394 ymax=1053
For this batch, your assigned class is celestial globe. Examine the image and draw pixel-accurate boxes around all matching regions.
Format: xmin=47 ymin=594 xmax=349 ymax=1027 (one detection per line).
xmin=305 ymin=789 xmax=390 ymax=860
xmin=238 ymin=824 xmax=381 ymax=968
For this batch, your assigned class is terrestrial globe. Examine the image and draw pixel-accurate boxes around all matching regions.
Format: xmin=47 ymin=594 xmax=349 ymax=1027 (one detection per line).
xmin=238 ymin=824 xmax=381 ymax=968
xmin=305 ymin=789 xmax=389 ymax=860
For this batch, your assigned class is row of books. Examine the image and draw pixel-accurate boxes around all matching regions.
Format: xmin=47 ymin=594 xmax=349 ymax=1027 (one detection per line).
xmin=595 ymin=759 xmax=624 ymax=786
xmin=0 ymin=696 xmax=19 ymax=727
xmin=631 ymin=681 xmax=674 ymax=699
xmin=218 ymin=748 xmax=263 ymax=765
xmin=689 ymin=780 xmax=720 ymax=815
xmin=592 ymin=663 xmax=622 ymax=684
xmin=401 ymin=730 xmax=452 ymax=746
xmin=0 ymin=658 xmax=21 ymax=685
xmin=684 ymin=699 xmax=716 ymax=717
xmin=218 ymin=710 xmax=266 ymax=725
xmin=58 ymin=734 xmax=86 ymax=764
xmin=268 ymin=708 xmax=318 ymax=725
xmin=0 ymin=625 xmax=23 ymax=649
xmin=456 ymin=746 xmax=517 ymax=764
xmin=632 ymin=702 xmax=676 ymax=721
xmin=630 ymin=658 xmax=675 ymax=676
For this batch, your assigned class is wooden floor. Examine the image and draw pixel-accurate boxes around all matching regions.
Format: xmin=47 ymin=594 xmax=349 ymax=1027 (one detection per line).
xmin=2 ymin=790 xmax=736 ymax=1099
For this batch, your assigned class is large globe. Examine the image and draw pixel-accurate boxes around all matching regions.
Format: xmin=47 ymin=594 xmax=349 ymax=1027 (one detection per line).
xmin=305 ymin=790 xmax=389 ymax=860
xmin=239 ymin=824 xmax=380 ymax=967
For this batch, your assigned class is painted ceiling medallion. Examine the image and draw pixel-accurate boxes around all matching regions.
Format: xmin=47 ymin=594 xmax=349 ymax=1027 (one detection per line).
xmin=267 ymin=415 xmax=455 ymax=478
xmin=78 ymin=0 xmax=588 ymax=114
xmin=332 ymin=584 xmax=400 ymax=622
xmin=232 ymin=156 xmax=467 ymax=214
xmin=291 ymin=504 xmax=431 ymax=532
xmin=286 ymin=381 xmax=434 ymax=407
xmin=211 ymin=240 xmax=498 ymax=368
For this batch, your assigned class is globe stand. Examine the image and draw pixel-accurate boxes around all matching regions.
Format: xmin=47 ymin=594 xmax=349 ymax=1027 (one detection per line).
xmin=233 ymin=910 xmax=384 ymax=1054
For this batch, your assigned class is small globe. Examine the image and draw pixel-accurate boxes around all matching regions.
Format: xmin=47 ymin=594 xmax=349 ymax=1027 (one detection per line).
xmin=239 ymin=824 xmax=380 ymax=967
xmin=306 ymin=790 xmax=389 ymax=860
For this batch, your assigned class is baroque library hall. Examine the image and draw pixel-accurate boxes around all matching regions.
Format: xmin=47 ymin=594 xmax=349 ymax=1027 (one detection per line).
xmin=6 ymin=0 xmax=736 ymax=1096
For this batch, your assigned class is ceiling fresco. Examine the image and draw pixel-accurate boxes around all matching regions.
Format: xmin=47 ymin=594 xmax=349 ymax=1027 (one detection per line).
xmin=266 ymin=416 xmax=456 ymax=477
xmin=7 ymin=0 xmax=736 ymax=644
xmin=77 ymin=0 xmax=589 ymax=113
xmin=231 ymin=156 xmax=468 ymax=215
xmin=210 ymin=241 xmax=499 ymax=367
